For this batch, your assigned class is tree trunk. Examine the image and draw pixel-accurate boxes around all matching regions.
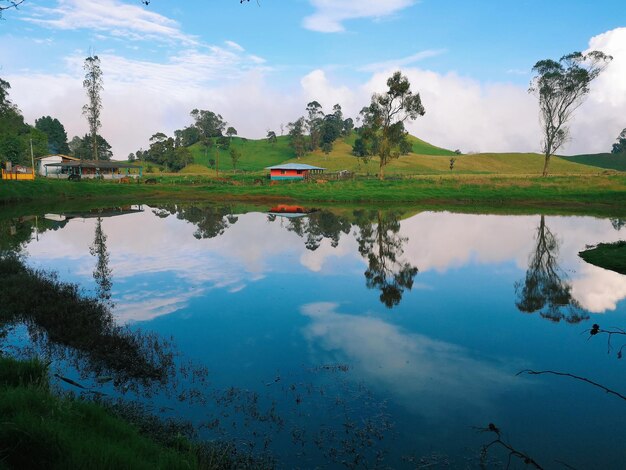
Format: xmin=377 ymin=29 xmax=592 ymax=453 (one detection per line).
xmin=379 ymin=160 xmax=385 ymax=181
xmin=542 ymin=153 xmax=551 ymax=177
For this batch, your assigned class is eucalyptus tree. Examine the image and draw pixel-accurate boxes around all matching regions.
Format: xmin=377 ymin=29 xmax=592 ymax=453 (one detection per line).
xmin=355 ymin=71 xmax=425 ymax=180
xmin=83 ymin=55 xmax=104 ymax=160
xmin=529 ymin=51 xmax=612 ymax=176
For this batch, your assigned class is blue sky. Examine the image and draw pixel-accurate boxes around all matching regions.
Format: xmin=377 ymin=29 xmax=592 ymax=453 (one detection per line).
xmin=1 ymin=0 xmax=625 ymax=157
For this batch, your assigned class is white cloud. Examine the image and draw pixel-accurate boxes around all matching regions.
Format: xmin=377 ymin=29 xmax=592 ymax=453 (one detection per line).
xmin=359 ymin=49 xmax=446 ymax=72
xmin=225 ymin=40 xmax=245 ymax=52
xmin=24 ymin=0 xmax=197 ymax=44
xmin=566 ymin=27 xmax=626 ymax=154
xmin=303 ymin=0 xmax=416 ymax=33
xmin=301 ymin=302 xmax=521 ymax=416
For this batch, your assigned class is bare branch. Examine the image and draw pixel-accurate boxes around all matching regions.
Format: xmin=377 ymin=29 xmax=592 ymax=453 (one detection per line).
xmin=517 ymin=369 xmax=626 ymax=402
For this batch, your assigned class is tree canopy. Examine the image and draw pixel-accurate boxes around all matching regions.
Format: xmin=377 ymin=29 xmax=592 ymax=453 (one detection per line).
xmin=35 ymin=116 xmax=70 ymax=155
xmin=353 ymin=71 xmax=425 ymax=180
xmin=0 ymin=77 xmax=48 ymax=165
xmin=529 ymin=51 xmax=612 ymax=176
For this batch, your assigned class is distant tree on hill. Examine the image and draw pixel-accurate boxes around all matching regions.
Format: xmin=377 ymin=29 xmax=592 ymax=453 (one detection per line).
xmin=226 ymin=126 xmax=237 ymax=140
xmin=127 ymin=152 xmax=136 ymax=162
xmin=529 ymin=51 xmax=612 ymax=176
xmin=230 ymin=147 xmax=241 ymax=171
xmin=342 ymin=117 xmax=354 ymax=136
xmin=287 ymin=117 xmax=307 ymax=159
xmin=174 ymin=126 xmax=200 ymax=147
xmin=83 ymin=55 xmax=104 ymax=160
xmin=191 ymin=109 xmax=226 ymax=140
xmin=266 ymin=130 xmax=277 ymax=144
xmin=306 ymin=101 xmax=324 ymax=151
xmin=611 ymin=128 xmax=626 ymax=154
xmin=35 ymin=116 xmax=70 ymax=154
xmin=354 ymin=71 xmax=425 ymax=180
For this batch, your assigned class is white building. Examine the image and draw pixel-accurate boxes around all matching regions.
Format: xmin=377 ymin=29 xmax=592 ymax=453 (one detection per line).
xmin=36 ymin=155 xmax=80 ymax=177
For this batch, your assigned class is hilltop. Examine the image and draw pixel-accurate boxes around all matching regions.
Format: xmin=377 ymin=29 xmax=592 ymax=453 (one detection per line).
xmin=181 ymin=133 xmax=615 ymax=176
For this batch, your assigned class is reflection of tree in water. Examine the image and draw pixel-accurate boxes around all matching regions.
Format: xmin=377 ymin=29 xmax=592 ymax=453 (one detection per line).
xmin=152 ymin=204 xmax=238 ymax=239
xmin=278 ymin=210 xmax=351 ymax=251
xmin=0 ymin=255 xmax=176 ymax=394
xmin=354 ymin=210 xmax=418 ymax=308
xmin=515 ymin=215 xmax=587 ymax=323
xmin=611 ymin=218 xmax=625 ymax=231
xmin=89 ymin=217 xmax=113 ymax=305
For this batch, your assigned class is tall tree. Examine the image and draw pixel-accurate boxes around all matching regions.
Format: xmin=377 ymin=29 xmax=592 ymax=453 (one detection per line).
xmin=83 ymin=55 xmax=104 ymax=160
xmin=611 ymin=128 xmax=626 ymax=154
xmin=355 ymin=71 xmax=425 ymax=180
xmin=35 ymin=115 xmax=70 ymax=154
xmin=529 ymin=51 xmax=612 ymax=176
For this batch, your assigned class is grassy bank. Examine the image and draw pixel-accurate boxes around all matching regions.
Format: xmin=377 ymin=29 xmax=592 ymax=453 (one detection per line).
xmin=0 ymin=356 xmax=236 ymax=469
xmin=579 ymin=241 xmax=626 ymax=275
xmin=1 ymin=174 xmax=626 ymax=214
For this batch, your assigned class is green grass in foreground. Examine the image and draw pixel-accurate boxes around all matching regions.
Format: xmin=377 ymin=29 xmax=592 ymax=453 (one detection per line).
xmin=0 ymin=357 xmax=203 ymax=470
xmin=579 ymin=240 xmax=626 ymax=275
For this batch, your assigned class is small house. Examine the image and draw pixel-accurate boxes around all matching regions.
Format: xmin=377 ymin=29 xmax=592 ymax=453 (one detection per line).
xmin=265 ymin=163 xmax=325 ymax=181
xmin=36 ymin=155 xmax=80 ymax=176
xmin=43 ymin=160 xmax=142 ymax=179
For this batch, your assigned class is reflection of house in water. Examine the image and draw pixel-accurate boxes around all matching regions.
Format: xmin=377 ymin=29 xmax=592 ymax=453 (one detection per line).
xmin=45 ymin=206 xmax=145 ymax=222
xmin=268 ymin=204 xmax=317 ymax=219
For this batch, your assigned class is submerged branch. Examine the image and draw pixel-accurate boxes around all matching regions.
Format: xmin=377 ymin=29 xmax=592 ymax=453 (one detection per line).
xmin=517 ymin=369 xmax=626 ymax=402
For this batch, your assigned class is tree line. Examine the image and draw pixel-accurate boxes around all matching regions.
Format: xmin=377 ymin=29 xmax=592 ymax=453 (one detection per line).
xmin=2 ymin=49 xmax=622 ymax=176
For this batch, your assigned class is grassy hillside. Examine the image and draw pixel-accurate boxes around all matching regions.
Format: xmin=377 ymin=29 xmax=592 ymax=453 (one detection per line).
xmin=183 ymin=134 xmax=606 ymax=176
xmin=189 ymin=135 xmax=293 ymax=172
xmin=561 ymin=153 xmax=626 ymax=172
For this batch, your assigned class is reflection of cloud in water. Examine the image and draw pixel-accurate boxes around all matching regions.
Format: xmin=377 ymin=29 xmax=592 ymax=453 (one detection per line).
xmin=115 ymin=288 xmax=203 ymax=323
xmin=572 ymin=265 xmax=626 ymax=313
xmin=24 ymin=210 xmax=626 ymax=318
xmin=400 ymin=213 xmax=626 ymax=312
xmin=301 ymin=302 xmax=519 ymax=417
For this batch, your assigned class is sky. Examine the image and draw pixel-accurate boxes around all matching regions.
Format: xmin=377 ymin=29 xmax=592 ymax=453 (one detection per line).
xmin=1 ymin=0 xmax=625 ymax=159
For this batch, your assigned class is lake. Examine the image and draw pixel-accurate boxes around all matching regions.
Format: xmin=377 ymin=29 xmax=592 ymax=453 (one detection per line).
xmin=2 ymin=203 xmax=626 ymax=469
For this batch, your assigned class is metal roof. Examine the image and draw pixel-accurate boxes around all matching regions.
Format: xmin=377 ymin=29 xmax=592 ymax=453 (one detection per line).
xmin=44 ymin=160 xmax=139 ymax=169
xmin=35 ymin=154 xmax=80 ymax=161
xmin=265 ymin=163 xmax=326 ymax=170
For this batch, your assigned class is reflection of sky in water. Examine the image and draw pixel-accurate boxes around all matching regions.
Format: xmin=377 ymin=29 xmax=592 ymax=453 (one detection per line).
xmin=17 ymin=208 xmax=626 ymax=467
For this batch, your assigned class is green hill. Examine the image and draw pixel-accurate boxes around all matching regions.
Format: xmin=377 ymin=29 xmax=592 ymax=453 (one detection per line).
xmin=183 ymin=133 xmax=609 ymax=176
xmin=561 ymin=153 xmax=626 ymax=172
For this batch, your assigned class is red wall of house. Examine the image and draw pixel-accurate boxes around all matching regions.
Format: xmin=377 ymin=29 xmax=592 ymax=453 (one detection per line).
xmin=270 ymin=169 xmax=306 ymax=178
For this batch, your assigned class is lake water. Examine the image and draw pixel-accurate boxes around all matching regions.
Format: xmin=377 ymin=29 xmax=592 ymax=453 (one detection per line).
xmin=2 ymin=204 xmax=626 ymax=468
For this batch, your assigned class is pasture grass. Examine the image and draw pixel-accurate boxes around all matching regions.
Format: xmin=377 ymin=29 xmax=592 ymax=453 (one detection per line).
xmin=1 ymin=173 xmax=626 ymax=213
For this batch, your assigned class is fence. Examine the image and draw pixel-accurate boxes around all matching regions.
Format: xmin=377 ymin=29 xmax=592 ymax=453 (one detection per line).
xmin=1 ymin=169 xmax=35 ymax=181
